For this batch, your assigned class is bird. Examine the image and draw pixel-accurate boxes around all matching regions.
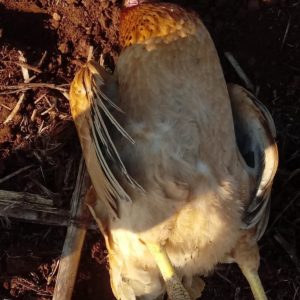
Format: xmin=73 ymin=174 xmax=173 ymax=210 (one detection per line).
xmin=69 ymin=1 xmax=278 ymax=299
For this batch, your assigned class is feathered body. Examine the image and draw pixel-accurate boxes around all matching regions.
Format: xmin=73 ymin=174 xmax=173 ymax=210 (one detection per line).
xmin=70 ymin=3 xmax=278 ymax=299
xmin=109 ymin=4 xmax=249 ymax=296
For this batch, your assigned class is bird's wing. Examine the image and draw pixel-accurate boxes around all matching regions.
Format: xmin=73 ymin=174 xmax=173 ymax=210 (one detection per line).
xmin=69 ymin=61 xmax=141 ymax=217
xmin=228 ymin=84 xmax=278 ymax=240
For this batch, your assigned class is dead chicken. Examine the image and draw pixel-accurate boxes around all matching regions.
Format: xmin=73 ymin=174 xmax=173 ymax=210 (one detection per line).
xmin=69 ymin=1 xmax=278 ymax=300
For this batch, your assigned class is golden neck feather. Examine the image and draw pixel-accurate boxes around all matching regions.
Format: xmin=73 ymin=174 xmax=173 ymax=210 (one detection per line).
xmin=120 ymin=3 xmax=200 ymax=48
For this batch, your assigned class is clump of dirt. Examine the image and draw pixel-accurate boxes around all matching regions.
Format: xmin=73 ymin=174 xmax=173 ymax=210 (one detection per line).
xmin=1 ymin=0 xmax=120 ymax=67
xmin=0 ymin=0 xmax=299 ymax=300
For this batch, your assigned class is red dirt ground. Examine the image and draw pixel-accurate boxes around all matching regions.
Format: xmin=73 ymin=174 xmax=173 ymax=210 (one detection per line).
xmin=0 ymin=0 xmax=299 ymax=299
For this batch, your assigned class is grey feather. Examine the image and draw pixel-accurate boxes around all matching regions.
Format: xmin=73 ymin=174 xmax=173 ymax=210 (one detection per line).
xmin=83 ymin=61 xmax=143 ymax=209
xmin=228 ymin=84 xmax=278 ymax=240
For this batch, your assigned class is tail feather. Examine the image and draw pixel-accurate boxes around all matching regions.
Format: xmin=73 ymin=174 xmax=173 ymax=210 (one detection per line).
xmin=70 ymin=61 xmax=142 ymax=217
xmin=228 ymin=84 xmax=278 ymax=240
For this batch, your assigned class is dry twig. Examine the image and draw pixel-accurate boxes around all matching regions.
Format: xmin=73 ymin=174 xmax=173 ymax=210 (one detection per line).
xmin=0 ymin=82 xmax=69 ymax=94
xmin=41 ymin=104 xmax=55 ymax=116
xmin=47 ymin=259 xmax=60 ymax=285
xmin=34 ymin=93 xmax=46 ymax=104
xmin=3 ymin=93 xmax=25 ymax=125
xmin=18 ymin=51 xmax=30 ymax=81
xmin=281 ymin=15 xmax=291 ymax=49
xmin=38 ymin=120 xmax=45 ymax=134
xmin=3 ymin=60 xmax=42 ymax=74
xmin=0 ymin=164 xmax=35 ymax=184
xmin=38 ymin=51 xmax=47 ymax=67
xmin=0 ymin=189 xmax=53 ymax=206
xmin=225 ymin=52 xmax=254 ymax=91
xmin=0 ymin=103 xmax=12 ymax=111
xmin=0 ymin=189 xmax=95 ymax=228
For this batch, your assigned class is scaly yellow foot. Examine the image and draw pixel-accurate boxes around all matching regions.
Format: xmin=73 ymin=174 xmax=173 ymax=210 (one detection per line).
xmin=146 ymin=243 xmax=191 ymax=300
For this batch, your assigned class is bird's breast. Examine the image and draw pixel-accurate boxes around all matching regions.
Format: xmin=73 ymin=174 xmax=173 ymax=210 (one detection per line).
xmin=114 ymin=32 xmax=237 ymax=187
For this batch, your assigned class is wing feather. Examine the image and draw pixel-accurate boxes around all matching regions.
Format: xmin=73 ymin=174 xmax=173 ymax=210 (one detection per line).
xmin=228 ymin=84 xmax=278 ymax=240
xmin=70 ymin=61 xmax=142 ymax=216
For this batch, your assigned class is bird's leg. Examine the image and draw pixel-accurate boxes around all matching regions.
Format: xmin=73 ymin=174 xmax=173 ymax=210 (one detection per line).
xmin=239 ymin=264 xmax=267 ymax=300
xmin=233 ymin=233 xmax=267 ymax=300
xmin=145 ymin=243 xmax=191 ymax=300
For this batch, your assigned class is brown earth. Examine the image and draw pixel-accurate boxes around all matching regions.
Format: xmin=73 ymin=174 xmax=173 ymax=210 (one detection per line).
xmin=0 ymin=0 xmax=299 ymax=299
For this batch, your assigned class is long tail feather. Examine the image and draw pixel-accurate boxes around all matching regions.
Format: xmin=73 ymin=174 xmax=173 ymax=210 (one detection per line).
xmin=70 ymin=61 xmax=143 ymax=216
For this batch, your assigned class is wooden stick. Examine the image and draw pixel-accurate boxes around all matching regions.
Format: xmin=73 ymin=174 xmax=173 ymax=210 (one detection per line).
xmin=0 ymin=189 xmax=54 ymax=205
xmin=52 ymin=158 xmax=91 ymax=300
xmin=0 ymin=103 xmax=12 ymax=111
xmin=3 ymin=93 xmax=25 ymax=124
xmin=14 ymin=61 xmax=42 ymax=74
xmin=0 ymin=190 xmax=68 ymax=226
xmin=0 ymin=189 xmax=96 ymax=228
xmin=0 ymin=82 xmax=69 ymax=93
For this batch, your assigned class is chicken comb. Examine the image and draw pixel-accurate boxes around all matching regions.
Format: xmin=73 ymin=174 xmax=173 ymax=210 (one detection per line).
xmin=120 ymin=3 xmax=201 ymax=48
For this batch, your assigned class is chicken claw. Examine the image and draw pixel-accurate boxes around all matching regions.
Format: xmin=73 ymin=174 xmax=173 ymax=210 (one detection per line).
xmin=146 ymin=243 xmax=191 ymax=300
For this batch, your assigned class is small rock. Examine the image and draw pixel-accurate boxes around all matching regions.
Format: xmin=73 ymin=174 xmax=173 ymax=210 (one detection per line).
xmin=52 ymin=12 xmax=61 ymax=21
